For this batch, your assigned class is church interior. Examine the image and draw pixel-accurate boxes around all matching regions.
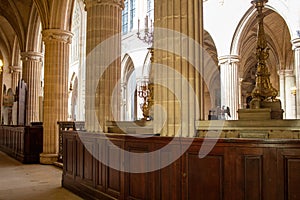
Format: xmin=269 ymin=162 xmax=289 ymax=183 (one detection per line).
xmin=0 ymin=0 xmax=300 ymax=199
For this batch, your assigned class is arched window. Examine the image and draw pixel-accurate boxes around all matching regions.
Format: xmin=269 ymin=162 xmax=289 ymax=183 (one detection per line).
xmin=122 ymin=1 xmax=129 ymax=34
xmin=69 ymin=0 xmax=86 ymax=121
xmin=130 ymin=0 xmax=136 ymax=30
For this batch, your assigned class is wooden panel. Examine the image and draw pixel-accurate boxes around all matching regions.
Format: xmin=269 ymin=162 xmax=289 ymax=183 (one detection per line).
xmin=95 ymin=141 xmax=105 ymax=189
xmin=277 ymin=148 xmax=300 ymax=200
xmin=0 ymin=126 xmax=42 ymax=164
xmin=76 ymin=138 xmax=84 ymax=178
xmin=61 ymin=132 xmax=300 ymax=200
xmin=186 ymin=153 xmax=224 ymax=200
xmin=244 ymin=156 xmax=262 ymax=199
xmin=83 ymin=143 xmax=93 ymax=181
xmin=128 ymin=172 xmax=148 ymax=200
xmin=126 ymin=144 xmax=151 ymax=200
xmin=107 ymin=143 xmax=122 ymax=197
xmin=286 ymin=158 xmax=300 ymax=199
xmin=158 ymin=146 xmax=182 ymax=200
xmin=235 ymin=148 xmax=264 ymax=200
xmin=66 ymin=139 xmax=74 ymax=174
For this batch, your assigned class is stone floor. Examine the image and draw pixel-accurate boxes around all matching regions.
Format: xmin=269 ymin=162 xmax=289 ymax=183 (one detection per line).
xmin=0 ymin=151 xmax=82 ymax=200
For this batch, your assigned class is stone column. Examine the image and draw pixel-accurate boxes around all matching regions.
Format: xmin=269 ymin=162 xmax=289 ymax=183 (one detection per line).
xmin=21 ymin=52 xmax=43 ymax=124
xmin=292 ymin=38 xmax=300 ymax=118
xmin=279 ymin=69 xmax=296 ymax=119
xmin=153 ymin=0 xmax=203 ymax=137
xmin=85 ymin=0 xmax=124 ymax=132
xmin=219 ymin=55 xmax=239 ymax=120
xmin=11 ymin=66 xmax=22 ymax=93
xmin=285 ymin=72 xmax=296 ymax=119
xmin=10 ymin=66 xmax=21 ymax=125
xmin=40 ymin=29 xmax=72 ymax=164
xmin=279 ymin=70 xmax=286 ymax=118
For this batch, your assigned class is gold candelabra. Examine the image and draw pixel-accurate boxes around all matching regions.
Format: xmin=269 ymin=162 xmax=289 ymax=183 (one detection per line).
xmin=137 ymin=16 xmax=154 ymax=120
xmin=138 ymin=81 xmax=154 ymax=120
xmin=250 ymin=0 xmax=279 ymax=108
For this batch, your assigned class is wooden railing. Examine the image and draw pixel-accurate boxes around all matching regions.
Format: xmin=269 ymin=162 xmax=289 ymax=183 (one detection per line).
xmin=62 ymin=131 xmax=300 ymax=200
xmin=0 ymin=125 xmax=43 ymax=163
xmin=57 ymin=121 xmax=85 ymax=162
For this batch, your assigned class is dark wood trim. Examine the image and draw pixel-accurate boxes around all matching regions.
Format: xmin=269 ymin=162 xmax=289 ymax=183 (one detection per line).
xmin=0 ymin=125 xmax=43 ymax=163
xmin=62 ymin=131 xmax=300 ymax=200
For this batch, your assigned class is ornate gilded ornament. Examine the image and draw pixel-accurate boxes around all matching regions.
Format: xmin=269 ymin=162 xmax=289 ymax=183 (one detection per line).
xmin=250 ymin=0 xmax=278 ymax=107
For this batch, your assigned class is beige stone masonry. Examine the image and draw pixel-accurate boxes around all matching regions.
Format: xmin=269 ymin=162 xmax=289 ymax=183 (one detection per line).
xmin=153 ymin=0 xmax=204 ymax=137
xmin=278 ymin=69 xmax=296 ymax=119
xmin=11 ymin=66 xmax=22 ymax=93
xmin=40 ymin=29 xmax=72 ymax=164
xmin=85 ymin=0 xmax=124 ymax=132
xmin=21 ymin=52 xmax=43 ymax=125
xmin=219 ymin=55 xmax=239 ymax=120
xmin=196 ymin=120 xmax=300 ymax=139
xmin=292 ymin=38 xmax=300 ymax=119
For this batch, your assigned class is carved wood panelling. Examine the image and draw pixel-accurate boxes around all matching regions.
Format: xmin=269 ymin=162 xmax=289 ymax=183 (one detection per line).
xmin=61 ymin=132 xmax=300 ymax=200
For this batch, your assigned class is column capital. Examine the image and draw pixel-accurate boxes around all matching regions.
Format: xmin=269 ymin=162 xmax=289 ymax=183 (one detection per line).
xmin=291 ymin=38 xmax=300 ymax=50
xmin=218 ymin=55 xmax=240 ymax=65
xmin=9 ymin=65 xmax=22 ymax=72
xmin=85 ymin=0 xmax=124 ymax=10
xmin=21 ymin=51 xmax=43 ymax=62
xmin=42 ymin=29 xmax=73 ymax=45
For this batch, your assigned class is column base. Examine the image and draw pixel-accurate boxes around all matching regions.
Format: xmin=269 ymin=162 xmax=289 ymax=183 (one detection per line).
xmin=40 ymin=153 xmax=58 ymax=164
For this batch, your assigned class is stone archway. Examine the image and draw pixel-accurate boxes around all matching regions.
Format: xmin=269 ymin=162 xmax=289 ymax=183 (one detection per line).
xmin=232 ymin=6 xmax=294 ymax=118
xmin=121 ymin=54 xmax=137 ymax=121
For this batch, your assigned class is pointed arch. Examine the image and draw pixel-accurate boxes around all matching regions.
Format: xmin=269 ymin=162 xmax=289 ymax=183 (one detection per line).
xmin=34 ymin=0 xmax=75 ymax=30
xmin=121 ymin=54 xmax=135 ymax=83
xmin=33 ymin=0 xmax=50 ymax=29
xmin=26 ymin=5 xmax=43 ymax=52
xmin=121 ymin=54 xmax=138 ymax=120
xmin=0 ymin=0 xmax=26 ymax=51
xmin=142 ymin=50 xmax=151 ymax=79
xmin=231 ymin=6 xmax=292 ymax=71
xmin=12 ymin=36 xmax=20 ymax=67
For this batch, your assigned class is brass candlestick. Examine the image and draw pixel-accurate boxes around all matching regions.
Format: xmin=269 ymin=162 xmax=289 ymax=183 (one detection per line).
xmin=137 ymin=47 xmax=154 ymax=121
xmin=250 ymin=0 xmax=279 ymax=108
xmin=138 ymin=81 xmax=153 ymax=120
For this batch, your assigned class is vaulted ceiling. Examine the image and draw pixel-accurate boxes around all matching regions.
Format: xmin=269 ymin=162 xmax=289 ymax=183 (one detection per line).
xmin=0 ymin=0 xmax=75 ymax=66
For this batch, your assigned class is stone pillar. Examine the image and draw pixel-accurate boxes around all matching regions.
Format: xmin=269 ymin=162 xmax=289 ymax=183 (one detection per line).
xmin=292 ymin=38 xmax=300 ymax=118
xmin=85 ymin=0 xmax=124 ymax=132
xmin=219 ymin=55 xmax=239 ymax=120
xmin=279 ymin=69 xmax=296 ymax=119
xmin=279 ymin=70 xmax=286 ymax=118
xmin=40 ymin=29 xmax=72 ymax=164
xmin=11 ymin=66 xmax=22 ymax=93
xmin=10 ymin=66 xmax=21 ymax=125
xmin=21 ymin=52 xmax=43 ymax=124
xmin=285 ymin=72 xmax=296 ymax=119
xmin=153 ymin=0 xmax=203 ymax=137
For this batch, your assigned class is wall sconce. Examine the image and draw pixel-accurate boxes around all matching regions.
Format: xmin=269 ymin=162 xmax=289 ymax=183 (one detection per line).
xmin=0 ymin=59 xmax=3 ymax=73
xmin=290 ymin=86 xmax=297 ymax=95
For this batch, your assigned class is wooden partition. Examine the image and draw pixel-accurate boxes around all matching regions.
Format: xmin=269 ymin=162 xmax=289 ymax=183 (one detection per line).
xmin=62 ymin=131 xmax=300 ymax=200
xmin=0 ymin=125 xmax=43 ymax=163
